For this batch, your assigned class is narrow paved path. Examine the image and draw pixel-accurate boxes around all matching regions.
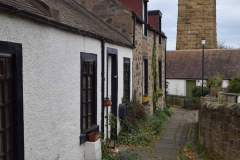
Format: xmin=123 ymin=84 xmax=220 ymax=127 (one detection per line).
xmin=131 ymin=106 xmax=199 ymax=160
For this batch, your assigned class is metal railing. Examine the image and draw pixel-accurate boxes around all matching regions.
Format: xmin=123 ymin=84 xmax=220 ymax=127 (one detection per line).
xmin=166 ymin=94 xmax=201 ymax=108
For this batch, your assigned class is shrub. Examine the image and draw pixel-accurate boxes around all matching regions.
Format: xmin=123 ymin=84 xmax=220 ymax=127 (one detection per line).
xmin=117 ymin=129 xmax=155 ymax=146
xmin=208 ymin=72 xmax=224 ymax=87
xmin=121 ymin=94 xmax=147 ymax=132
xmin=191 ymin=86 xmax=209 ymax=97
xmin=227 ymin=75 xmax=240 ymax=93
xmin=117 ymin=107 xmax=172 ymax=146
xmin=115 ymin=150 xmax=140 ymax=160
xmin=163 ymin=107 xmax=172 ymax=117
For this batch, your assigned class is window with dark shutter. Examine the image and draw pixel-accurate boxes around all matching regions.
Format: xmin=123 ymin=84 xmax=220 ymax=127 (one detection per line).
xmin=80 ymin=53 xmax=98 ymax=144
xmin=82 ymin=62 xmax=94 ymax=130
xmin=143 ymin=56 xmax=148 ymax=95
xmin=123 ymin=58 xmax=130 ymax=101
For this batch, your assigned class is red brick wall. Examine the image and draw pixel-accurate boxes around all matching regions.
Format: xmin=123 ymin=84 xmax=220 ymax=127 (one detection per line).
xmin=118 ymin=0 xmax=143 ymax=18
xmin=148 ymin=14 xmax=159 ymax=30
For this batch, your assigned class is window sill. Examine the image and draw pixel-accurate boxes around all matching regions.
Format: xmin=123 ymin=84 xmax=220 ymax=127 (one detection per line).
xmin=142 ymin=35 xmax=148 ymax=39
xmin=80 ymin=125 xmax=99 ymax=145
xmin=142 ymin=101 xmax=149 ymax=106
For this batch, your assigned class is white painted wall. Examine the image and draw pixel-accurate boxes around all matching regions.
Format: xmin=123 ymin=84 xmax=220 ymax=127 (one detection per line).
xmin=196 ymin=80 xmax=207 ymax=87
xmin=0 ymin=12 xmax=102 ymax=159
xmin=167 ymin=79 xmax=186 ymax=96
xmin=222 ymin=80 xmax=229 ymax=88
xmin=104 ymin=43 xmax=133 ymax=136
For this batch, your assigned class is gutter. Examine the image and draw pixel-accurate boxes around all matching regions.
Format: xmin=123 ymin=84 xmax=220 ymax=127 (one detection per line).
xmin=132 ymin=15 xmax=136 ymax=47
xmin=0 ymin=2 xmax=135 ymax=49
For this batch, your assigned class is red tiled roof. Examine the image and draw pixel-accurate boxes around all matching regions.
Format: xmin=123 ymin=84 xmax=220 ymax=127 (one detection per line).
xmin=166 ymin=49 xmax=240 ymax=80
xmin=0 ymin=0 xmax=132 ymax=47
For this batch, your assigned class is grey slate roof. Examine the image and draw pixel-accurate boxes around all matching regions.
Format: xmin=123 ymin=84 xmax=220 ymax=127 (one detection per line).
xmin=166 ymin=49 xmax=240 ymax=80
xmin=0 ymin=0 xmax=133 ymax=47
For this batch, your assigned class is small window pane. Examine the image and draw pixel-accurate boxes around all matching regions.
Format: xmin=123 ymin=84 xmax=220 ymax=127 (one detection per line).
xmin=0 ymin=82 xmax=3 ymax=104
xmin=83 ymin=90 xmax=87 ymax=102
xmin=124 ymin=73 xmax=128 ymax=81
xmin=5 ymin=80 xmax=11 ymax=103
xmin=88 ymin=116 xmax=92 ymax=127
xmin=0 ymin=133 xmax=3 ymax=153
xmin=83 ymin=77 xmax=86 ymax=89
xmin=124 ymin=91 xmax=129 ymax=99
xmin=83 ymin=63 xmax=88 ymax=74
xmin=88 ymin=76 xmax=91 ymax=89
xmin=124 ymin=81 xmax=129 ymax=89
xmin=6 ymin=59 xmax=12 ymax=76
xmin=88 ymin=103 xmax=91 ymax=114
xmin=0 ymin=60 xmax=4 ymax=76
xmin=88 ymin=90 xmax=91 ymax=101
xmin=6 ymin=106 xmax=11 ymax=127
xmin=83 ymin=118 xmax=86 ymax=129
xmin=0 ymin=108 xmax=2 ymax=128
xmin=89 ymin=63 xmax=93 ymax=74
xmin=83 ymin=104 xmax=87 ymax=116
xmin=6 ymin=129 xmax=11 ymax=150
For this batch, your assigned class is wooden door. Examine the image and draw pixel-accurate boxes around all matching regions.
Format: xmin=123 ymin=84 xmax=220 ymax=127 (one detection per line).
xmin=186 ymin=80 xmax=196 ymax=97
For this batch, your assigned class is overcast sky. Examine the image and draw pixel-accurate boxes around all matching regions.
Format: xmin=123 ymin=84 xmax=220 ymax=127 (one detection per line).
xmin=148 ymin=0 xmax=240 ymax=50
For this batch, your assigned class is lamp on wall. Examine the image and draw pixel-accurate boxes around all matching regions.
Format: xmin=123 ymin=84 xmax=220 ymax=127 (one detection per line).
xmin=201 ymin=37 xmax=205 ymax=96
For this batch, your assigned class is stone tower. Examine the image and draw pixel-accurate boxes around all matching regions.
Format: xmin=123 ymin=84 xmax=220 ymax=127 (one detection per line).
xmin=176 ymin=0 xmax=217 ymax=50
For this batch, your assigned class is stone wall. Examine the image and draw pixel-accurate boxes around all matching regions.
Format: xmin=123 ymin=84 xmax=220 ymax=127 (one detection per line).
xmin=199 ymin=102 xmax=240 ymax=159
xmin=133 ymin=23 xmax=165 ymax=114
xmin=176 ymin=0 xmax=217 ymax=50
xmin=76 ymin=0 xmax=133 ymax=42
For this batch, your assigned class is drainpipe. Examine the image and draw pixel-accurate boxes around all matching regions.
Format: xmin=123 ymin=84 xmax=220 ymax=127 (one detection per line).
xmin=133 ymin=15 xmax=136 ymax=47
xmin=165 ymin=37 xmax=167 ymax=104
xmin=101 ymin=39 xmax=105 ymax=135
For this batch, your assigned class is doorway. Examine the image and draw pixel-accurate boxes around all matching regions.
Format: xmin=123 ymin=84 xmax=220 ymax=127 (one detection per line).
xmin=107 ymin=48 xmax=118 ymax=140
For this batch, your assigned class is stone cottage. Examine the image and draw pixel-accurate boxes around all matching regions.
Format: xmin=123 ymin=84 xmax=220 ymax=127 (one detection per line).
xmin=118 ymin=0 xmax=167 ymax=114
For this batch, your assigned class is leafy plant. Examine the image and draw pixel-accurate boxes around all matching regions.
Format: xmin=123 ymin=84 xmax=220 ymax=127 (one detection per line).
xmin=117 ymin=106 xmax=172 ymax=146
xmin=227 ymin=75 xmax=240 ymax=93
xmin=121 ymin=94 xmax=147 ymax=132
xmin=191 ymin=86 xmax=209 ymax=97
xmin=115 ymin=150 xmax=140 ymax=160
xmin=163 ymin=107 xmax=172 ymax=117
xmin=102 ymin=113 xmax=117 ymax=159
xmin=151 ymin=45 xmax=158 ymax=111
xmin=208 ymin=72 xmax=223 ymax=87
xmin=101 ymin=138 xmax=113 ymax=159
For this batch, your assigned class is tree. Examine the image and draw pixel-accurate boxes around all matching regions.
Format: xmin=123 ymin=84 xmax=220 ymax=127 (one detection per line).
xmin=227 ymin=75 xmax=240 ymax=93
xmin=217 ymin=41 xmax=233 ymax=49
